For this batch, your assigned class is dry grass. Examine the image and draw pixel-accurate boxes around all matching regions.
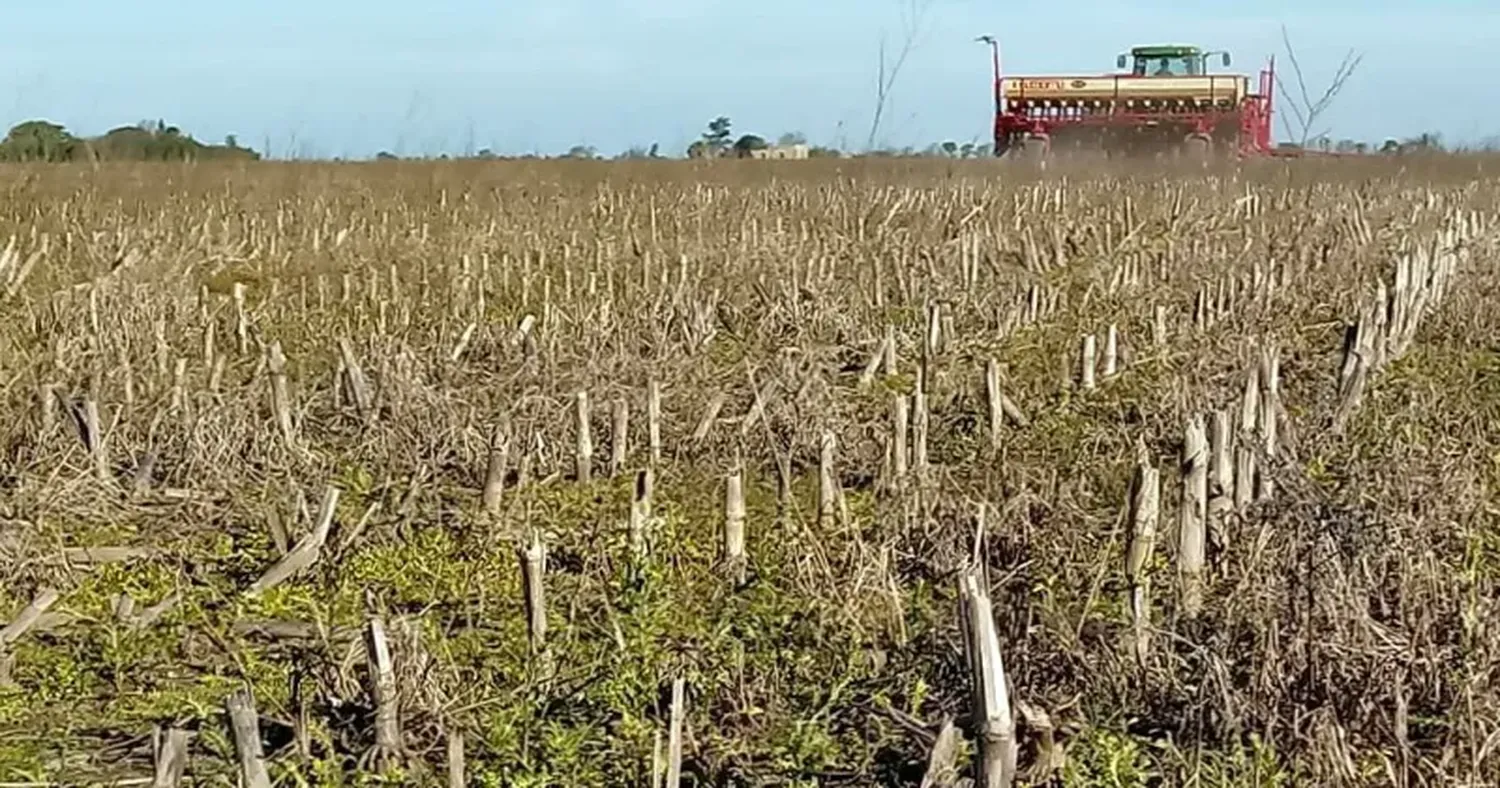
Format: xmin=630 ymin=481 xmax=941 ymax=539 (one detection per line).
xmin=0 ymin=155 xmax=1498 ymax=786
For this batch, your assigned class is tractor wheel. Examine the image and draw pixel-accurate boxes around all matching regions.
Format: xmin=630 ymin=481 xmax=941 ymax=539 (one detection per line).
xmin=1011 ymin=135 xmax=1050 ymax=166
xmin=1181 ymin=134 xmax=1212 ymax=164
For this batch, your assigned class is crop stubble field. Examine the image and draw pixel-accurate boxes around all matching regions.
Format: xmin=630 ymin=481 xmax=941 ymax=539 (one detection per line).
xmin=0 ymin=156 xmax=1498 ymax=786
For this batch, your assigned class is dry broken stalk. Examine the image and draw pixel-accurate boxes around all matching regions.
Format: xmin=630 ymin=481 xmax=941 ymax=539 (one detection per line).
xmin=226 ymin=686 xmax=271 ymax=788
xmin=338 ymin=336 xmax=376 ymax=424
xmin=925 ymin=301 xmax=943 ymax=357
xmin=521 ymin=532 xmax=547 ymax=652
xmin=692 ymin=391 xmax=726 ymax=446
xmin=818 ymin=430 xmax=837 ymax=528
xmin=647 ymin=379 xmax=663 ymax=467
xmin=266 ymin=340 xmax=297 ymax=451
xmin=959 ymin=568 xmax=1017 ymax=788
xmin=1103 ymin=323 xmax=1119 ymax=378
xmin=482 ymin=426 xmax=509 ymax=516
xmin=1236 ymin=363 xmax=1261 ymax=512
xmin=920 ymin=716 xmax=962 ymax=788
xmin=364 ymin=615 xmax=405 ymax=772
xmin=610 ymin=398 xmax=629 ymax=476
xmin=1126 ymin=450 xmax=1160 ymax=665
xmin=170 ymin=358 xmax=187 ymax=414
xmin=1335 ymin=301 xmax=1374 ymax=432
xmin=1 ymin=588 xmax=61 ymax=651
xmin=232 ymin=281 xmax=249 ymax=354
xmin=1208 ymin=409 xmax=1233 ymax=553
xmin=892 ymin=394 xmax=910 ymax=484
xmin=202 ymin=317 xmax=216 ymax=367
xmin=450 ymin=321 xmax=477 ymax=361
xmin=1016 ymin=700 xmax=1065 ymax=781
xmin=1179 ymin=415 xmax=1208 ymax=617
xmin=652 ymin=728 xmax=664 ymax=788
xmin=152 ymin=726 xmax=190 ymax=788
xmin=629 ymin=468 xmax=652 ymax=557
xmin=665 ymin=676 xmax=686 ymax=788
xmin=724 ymin=468 xmax=747 ymax=582
xmin=859 ymin=331 xmax=890 ymax=387
xmin=38 ymin=382 xmax=57 ymax=436
xmin=1256 ymin=346 xmax=1281 ymax=501
xmin=913 ymin=369 xmax=930 ymax=481
xmin=83 ymin=396 xmax=109 ymax=484
xmin=882 ymin=323 xmax=898 ymax=374
xmin=248 ymin=485 xmax=340 ymax=595
xmin=1080 ymin=334 xmax=1097 ymax=390
xmin=447 ymin=728 xmax=466 ymax=788
xmin=575 ymin=390 xmax=593 ymax=482
xmin=984 ymin=358 xmax=1004 ymax=450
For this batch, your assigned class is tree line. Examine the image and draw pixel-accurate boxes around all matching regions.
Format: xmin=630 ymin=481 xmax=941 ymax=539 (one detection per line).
xmin=396 ymin=117 xmax=983 ymax=162
xmin=0 ymin=119 xmax=259 ymax=163
xmin=4 ymin=115 xmax=1467 ymax=164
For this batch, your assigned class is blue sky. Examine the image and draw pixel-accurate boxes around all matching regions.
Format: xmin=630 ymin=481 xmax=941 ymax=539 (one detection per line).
xmin=2 ymin=0 xmax=1496 ymax=158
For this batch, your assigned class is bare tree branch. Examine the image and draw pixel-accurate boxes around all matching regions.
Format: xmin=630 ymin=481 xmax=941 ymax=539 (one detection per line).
xmin=1272 ymin=72 xmax=1309 ymax=144
xmin=1276 ymin=25 xmax=1364 ymax=147
xmin=1281 ymin=26 xmax=1316 ymax=120
xmin=867 ymin=0 xmax=935 ymax=151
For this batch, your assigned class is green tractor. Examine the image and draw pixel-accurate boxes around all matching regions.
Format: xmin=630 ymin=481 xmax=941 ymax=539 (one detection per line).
xmin=1116 ymin=44 xmax=1233 ymax=77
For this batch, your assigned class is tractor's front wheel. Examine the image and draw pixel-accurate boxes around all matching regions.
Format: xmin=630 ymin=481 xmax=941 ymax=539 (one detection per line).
xmin=1181 ymin=134 xmax=1212 ymax=163
xmin=1009 ymin=134 xmax=1050 ymax=163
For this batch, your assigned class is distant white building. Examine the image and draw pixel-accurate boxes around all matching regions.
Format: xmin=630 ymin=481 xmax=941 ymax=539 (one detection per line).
xmin=689 ymin=141 xmax=814 ymax=159
xmin=748 ymin=143 xmax=810 ymax=160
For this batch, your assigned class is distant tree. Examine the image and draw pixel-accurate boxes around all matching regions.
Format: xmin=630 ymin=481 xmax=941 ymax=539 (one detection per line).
xmin=648 ymin=142 xmax=661 ymax=158
xmin=1403 ymin=131 xmax=1443 ymax=151
xmin=0 ymin=120 xmax=79 ymax=162
xmin=807 ymin=145 xmax=841 ymax=158
xmin=733 ymin=134 xmax=768 ymax=157
xmin=777 ymin=131 xmax=807 ymax=146
xmin=90 ymin=123 xmax=258 ymax=161
xmin=702 ymin=116 xmax=732 ymax=154
xmin=959 ymin=142 xmax=975 ymax=158
xmin=940 ymin=140 xmax=958 ymax=157
xmin=475 ymin=148 xmax=496 ymax=159
xmin=564 ymin=144 xmax=598 ymax=159
xmin=376 ymin=151 xmax=398 ymax=160
xmin=0 ymin=119 xmax=257 ymax=162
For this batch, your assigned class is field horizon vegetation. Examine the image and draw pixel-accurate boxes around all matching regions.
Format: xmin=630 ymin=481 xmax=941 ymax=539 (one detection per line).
xmin=0 ymin=113 xmax=1479 ymax=164
xmin=0 ymin=152 xmax=1498 ymax=787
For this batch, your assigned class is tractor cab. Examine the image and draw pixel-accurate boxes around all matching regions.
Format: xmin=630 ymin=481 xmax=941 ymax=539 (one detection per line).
xmin=1116 ymin=45 xmax=1231 ymax=77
